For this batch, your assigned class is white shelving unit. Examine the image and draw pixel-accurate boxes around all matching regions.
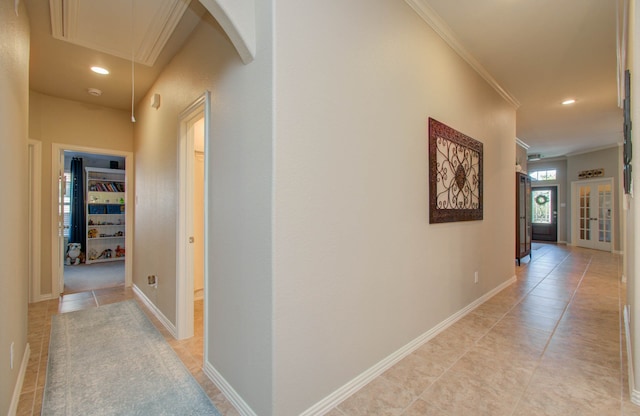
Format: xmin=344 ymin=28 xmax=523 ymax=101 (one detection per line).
xmin=85 ymin=167 xmax=126 ymax=264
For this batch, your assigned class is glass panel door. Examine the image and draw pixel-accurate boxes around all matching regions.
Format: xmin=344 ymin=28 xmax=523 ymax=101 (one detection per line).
xmin=575 ymin=180 xmax=613 ymax=251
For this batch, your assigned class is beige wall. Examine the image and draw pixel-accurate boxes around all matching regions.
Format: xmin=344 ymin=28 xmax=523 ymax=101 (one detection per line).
xmin=28 ymin=91 xmax=133 ymax=296
xmin=273 ymin=0 xmax=516 ymax=414
xmin=133 ymin=8 xmax=274 ymax=414
xmin=0 ymin=1 xmax=30 ymax=413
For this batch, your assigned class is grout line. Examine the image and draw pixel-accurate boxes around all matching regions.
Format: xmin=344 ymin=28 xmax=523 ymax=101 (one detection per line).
xmin=401 ymin=246 xmax=574 ymax=416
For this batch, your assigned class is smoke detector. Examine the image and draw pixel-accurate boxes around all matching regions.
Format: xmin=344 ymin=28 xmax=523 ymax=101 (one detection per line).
xmin=87 ymin=88 xmax=102 ymax=97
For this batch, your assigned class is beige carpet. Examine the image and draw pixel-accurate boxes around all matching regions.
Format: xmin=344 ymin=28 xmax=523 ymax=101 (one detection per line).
xmin=63 ymin=261 xmax=124 ymax=294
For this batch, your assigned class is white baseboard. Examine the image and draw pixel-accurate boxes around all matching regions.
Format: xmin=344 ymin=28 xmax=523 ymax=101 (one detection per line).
xmin=8 ymin=343 xmax=30 ymax=416
xmin=299 ymin=275 xmax=517 ymax=416
xmin=133 ymin=284 xmax=177 ymax=338
xmin=624 ymin=305 xmax=640 ymax=405
xmin=31 ymin=293 xmax=57 ymax=303
xmin=203 ymin=361 xmax=257 ymax=416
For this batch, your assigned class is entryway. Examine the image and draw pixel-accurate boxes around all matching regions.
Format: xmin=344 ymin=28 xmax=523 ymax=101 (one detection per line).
xmin=531 ymin=186 xmax=558 ymax=242
xmin=572 ymin=178 xmax=613 ymax=251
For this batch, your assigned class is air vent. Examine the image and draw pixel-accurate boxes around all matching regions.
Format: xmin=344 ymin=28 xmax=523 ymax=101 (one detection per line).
xmin=527 ymin=153 xmax=542 ymax=161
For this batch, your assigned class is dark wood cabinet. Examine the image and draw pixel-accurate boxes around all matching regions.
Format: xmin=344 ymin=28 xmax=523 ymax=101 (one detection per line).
xmin=516 ymin=172 xmax=532 ymax=265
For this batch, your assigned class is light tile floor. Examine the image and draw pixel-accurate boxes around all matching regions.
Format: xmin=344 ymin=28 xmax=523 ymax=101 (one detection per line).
xmin=16 ymin=244 xmax=640 ymax=415
xmin=328 ymin=244 xmax=639 ymax=416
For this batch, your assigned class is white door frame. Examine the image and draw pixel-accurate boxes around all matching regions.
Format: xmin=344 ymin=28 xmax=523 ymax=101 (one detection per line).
xmin=28 ymin=140 xmax=43 ymax=302
xmin=571 ymin=177 xmax=614 ymax=252
xmin=176 ymin=91 xmax=210 ymax=340
xmin=50 ymin=143 xmax=134 ymax=298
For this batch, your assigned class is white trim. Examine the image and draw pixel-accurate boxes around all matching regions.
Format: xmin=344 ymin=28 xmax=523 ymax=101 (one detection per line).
xmin=404 ymin=0 xmax=520 ymax=109
xmin=28 ymin=140 xmax=43 ymax=303
xmin=133 ymin=284 xmax=177 ymax=338
xmin=50 ymin=144 xmax=134 ymax=297
xmin=198 ymin=0 xmax=256 ymax=64
xmin=571 ymin=177 xmax=615 ymax=252
xmin=299 ymin=276 xmax=517 ymax=416
xmin=50 ymin=0 xmax=189 ymax=66
xmin=625 ymin=306 xmax=639 ymax=405
xmin=515 ymin=137 xmax=530 ymax=150
xmin=7 ymin=343 xmax=30 ymax=416
xmin=565 ymin=143 xmax=620 ymax=158
xmin=203 ymin=361 xmax=257 ymax=416
xmin=176 ymin=92 xmax=210 ymax=341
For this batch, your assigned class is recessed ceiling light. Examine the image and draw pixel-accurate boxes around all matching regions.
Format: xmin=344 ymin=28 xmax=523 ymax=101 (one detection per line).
xmin=91 ymin=66 xmax=109 ymax=75
xmin=87 ymin=88 xmax=103 ymax=97
xmin=562 ymin=99 xmax=576 ymax=105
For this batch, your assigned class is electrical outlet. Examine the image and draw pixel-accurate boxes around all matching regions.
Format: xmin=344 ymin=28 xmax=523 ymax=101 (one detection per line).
xmin=148 ymin=275 xmax=157 ymax=286
xmin=474 ymin=271 xmax=479 ymax=284
xmin=10 ymin=342 xmax=14 ymax=370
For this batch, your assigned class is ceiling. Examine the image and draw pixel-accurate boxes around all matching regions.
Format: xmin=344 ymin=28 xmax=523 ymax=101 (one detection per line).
xmin=25 ymin=0 xmax=622 ymax=159
xmin=25 ymin=0 xmax=207 ymax=111
xmin=422 ymin=0 xmax=622 ymax=158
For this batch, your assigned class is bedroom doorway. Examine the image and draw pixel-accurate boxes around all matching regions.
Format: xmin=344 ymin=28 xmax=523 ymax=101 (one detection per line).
xmin=51 ymin=144 xmax=134 ymax=297
xmin=62 ymin=152 xmax=126 ymax=293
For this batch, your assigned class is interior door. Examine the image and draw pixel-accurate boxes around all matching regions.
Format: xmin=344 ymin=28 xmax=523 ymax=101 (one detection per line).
xmin=531 ymin=186 xmax=557 ymax=242
xmin=576 ymin=180 xmax=612 ymax=251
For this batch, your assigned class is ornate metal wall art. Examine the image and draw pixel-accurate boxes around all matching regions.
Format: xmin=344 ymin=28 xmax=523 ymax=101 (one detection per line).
xmin=429 ymin=118 xmax=483 ymax=223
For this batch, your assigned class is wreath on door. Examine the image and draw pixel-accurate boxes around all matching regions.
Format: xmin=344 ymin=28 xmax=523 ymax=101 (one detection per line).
xmin=535 ymin=194 xmax=549 ymax=205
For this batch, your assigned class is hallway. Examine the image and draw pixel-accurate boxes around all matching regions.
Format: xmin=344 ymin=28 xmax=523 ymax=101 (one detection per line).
xmin=17 ymin=244 xmax=637 ymax=415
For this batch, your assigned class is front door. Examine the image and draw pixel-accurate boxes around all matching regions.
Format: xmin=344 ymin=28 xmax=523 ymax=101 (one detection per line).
xmin=575 ymin=179 xmax=613 ymax=251
xmin=531 ymin=186 xmax=558 ymax=242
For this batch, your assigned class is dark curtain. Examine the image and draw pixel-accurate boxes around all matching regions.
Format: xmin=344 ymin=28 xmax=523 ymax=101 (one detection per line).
xmin=69 ymin=157 xmax=85 ymax=252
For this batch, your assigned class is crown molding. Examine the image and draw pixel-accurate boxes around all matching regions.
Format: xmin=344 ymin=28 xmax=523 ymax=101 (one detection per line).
xmin=565 ymin=143 xmax=620 ymax=157
xmin=404 ymin=0 xmax=520 ymax=109
xmin=515 ymin=137 xmax=530 ymax=150
xmin=49 ymin=0 xmax=189 ymax=67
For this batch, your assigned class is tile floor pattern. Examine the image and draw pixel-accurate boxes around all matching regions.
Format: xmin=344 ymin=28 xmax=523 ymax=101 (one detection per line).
xmin=16 ymin=244 xmax=640 ymax=415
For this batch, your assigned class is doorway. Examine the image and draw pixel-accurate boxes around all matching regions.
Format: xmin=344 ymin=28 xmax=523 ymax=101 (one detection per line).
xmin=531 ymin=186 xmax=558 ymax=242
xmin=62 ymin=152 xmax=126 ymax=293
xmin=49 ymin=144 xmax=134 ymax=298
xmin=572 ymin=178 xmax=613 ymax=251
xmin=176 ymin=92 xmax=209 ymax=342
